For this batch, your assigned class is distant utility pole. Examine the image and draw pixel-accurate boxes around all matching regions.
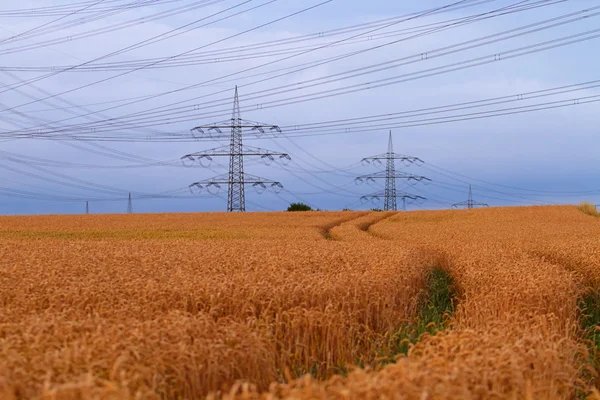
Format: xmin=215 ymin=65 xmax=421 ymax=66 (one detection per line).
xmin=127 ymin=193 xmax=133 ymax=214
xmin=85 ymin=201 xmax=89 ymax=215
xmin=452 ymin=185 xmax=489 ymax=209
xmin=183 ymin=86 xmax=290 ymax=212
xmin=357 ymin=131 xmax=429 ymax=211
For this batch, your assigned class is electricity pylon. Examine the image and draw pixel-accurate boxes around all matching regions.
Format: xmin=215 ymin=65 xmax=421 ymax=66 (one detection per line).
xmin=127 ymin=193 xmax=133 ymax=214
xmin=184 ymin=86 xmax=289 ymax=212
xmin=85 ymin=201 xmax=89 ymax=214
xmin=452 ymin=185 xmax=489 ymax=209
xmin=357 ymin=131 xmax=429 ymax=211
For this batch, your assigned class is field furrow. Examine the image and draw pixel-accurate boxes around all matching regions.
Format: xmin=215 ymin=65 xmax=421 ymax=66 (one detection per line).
xmin=329 ymin=211 xmax=397 ymax=241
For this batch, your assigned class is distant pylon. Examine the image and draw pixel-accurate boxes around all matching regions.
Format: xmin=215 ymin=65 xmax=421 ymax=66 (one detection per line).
xmin=452 ymin=185 xmax=489 ymax=209
xmin=127 ymin=193 xmax=133 ymax=213
xmin=357 ymin=131 xmax=430 ymax=211
xmin=85 ymin=201 xmax=89 ymax=214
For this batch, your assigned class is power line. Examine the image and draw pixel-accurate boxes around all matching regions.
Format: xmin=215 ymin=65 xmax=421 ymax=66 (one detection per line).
xmin=0 ymin=0 xmax=331 ymax=112
xmin=423 ymin=162 xmax=600 ymax=195
xmin=0 ymin=1 xmax=224 ymax=52
xmin=2 ymin=0 xmax=489 ymax=137
xmin=5 ymin=0 xmax=542 ymax=72
xmin=11 ymin=6 xmax=597 ymax=141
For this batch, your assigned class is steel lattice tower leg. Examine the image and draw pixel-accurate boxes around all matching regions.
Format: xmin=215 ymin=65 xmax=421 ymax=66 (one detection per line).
xmin=384 ymin=131 xmax=397 ymax=211
xmin=228 ymin=86 xmax=245 ymax=212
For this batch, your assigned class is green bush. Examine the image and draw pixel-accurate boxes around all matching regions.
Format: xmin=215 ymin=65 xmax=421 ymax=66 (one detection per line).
xmin=287 ymin=203 xmax=313 ymax=212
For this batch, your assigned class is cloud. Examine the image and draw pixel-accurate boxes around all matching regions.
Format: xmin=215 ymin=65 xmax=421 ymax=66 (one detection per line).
xmin=0 ymin=0 xmax=598 ymax=214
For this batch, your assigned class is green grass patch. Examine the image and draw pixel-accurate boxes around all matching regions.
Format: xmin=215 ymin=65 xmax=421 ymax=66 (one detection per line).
xmin=578 ymin=288 xmax=600 ymax=390
xmin=384 ymin=267 xmax=457 ymax=362
xmin=282 ymin=267 xmax=457 ymax=380
xmin=578 ymin=202 xmax=599 ymax=217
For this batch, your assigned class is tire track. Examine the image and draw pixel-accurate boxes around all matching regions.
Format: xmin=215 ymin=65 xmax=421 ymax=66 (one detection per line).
xmin=319 ymin=212 xmax=369 ymax=239
xmin=357 ymin=211 xmax=397 ymax=232
xmin=329 ymin=211 xmax=397 ymax=241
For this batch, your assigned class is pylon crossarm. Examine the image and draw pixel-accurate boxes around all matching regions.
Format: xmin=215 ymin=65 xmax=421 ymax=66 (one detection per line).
xmin=362 ymin=154 xmax=423 ymax=165
xmin=452 ymin=202 xmax=489 ymax=208
xmin=360 ymin=194 xmax=425 ymax=205
xmin=241 ymin=173 xmax=283 ymax=185
xmin=182 ymin=145 xmax=291 ymax=167
xmin=191 ymin=119 xmax=282 ymax=138
xmin=362 ymin=191 xmax=426 ymax=200
xmin=356 ymin=171 xmax=430 ymax=181
xmin=355 ymin=176 xmax=378 ymax=185
xmin=190 ymin=173 xmax=282 ymax=193
xmin=407 ymin=175 xmax=432 ymax=184
xmin=360 ymin=195 xmax=379 ymax=204
xmin=184 ymin=145 xmax=289 ymax=157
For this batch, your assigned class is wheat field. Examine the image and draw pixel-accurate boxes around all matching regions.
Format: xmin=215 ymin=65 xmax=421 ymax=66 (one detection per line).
xmin=1 ymin=206 xmax=599 ymax=399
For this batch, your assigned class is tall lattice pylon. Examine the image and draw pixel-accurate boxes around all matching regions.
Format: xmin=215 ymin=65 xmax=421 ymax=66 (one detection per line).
xmin=452 ymin=185 xmax=489 ymax=209
xmin=127 ymin=193 xmax=133 ymax=213
xmin=357 ymin=131 xmax=430 ymax=211
xmin=384 ymin=131 xmax=397 ymax=211
xmin=228 ymin=87 xmax=244 ymax=212
xmin=184 ymin=86 xmax=290 ymax=212
xmin=85 ymin=201 xmax=89 ymax=215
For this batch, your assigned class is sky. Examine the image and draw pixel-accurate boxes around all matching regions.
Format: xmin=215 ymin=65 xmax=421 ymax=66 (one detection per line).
xmin=0 ymin=0 xmax=598 ymax=214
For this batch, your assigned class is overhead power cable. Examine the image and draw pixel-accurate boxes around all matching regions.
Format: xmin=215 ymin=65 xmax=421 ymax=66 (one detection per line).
xmin=6 ymin=76 xmax=598 ymax=142
xmin=0 ymin=0 xmax=331 ymax=109
xmin=422 ymin=163 xmax=600 ymax=195
xmin=0 ymin=1 xmax=221 ymax=48
xmin=1 ymin=0 xmax=483 ymax=135
xmin=2 ymin=0 xmax=552 ymax=72
xmin=0 ymin=0 xmax=183 ymax=17
xmin=1 ymin=0 xmax=555 ymax=122
xmin=9 ymin=1 xmax=590 ymax=139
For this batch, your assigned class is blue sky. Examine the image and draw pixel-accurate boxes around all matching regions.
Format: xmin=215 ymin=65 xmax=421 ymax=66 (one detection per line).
xmin=0 ymin=0 xmax=598 ymax=214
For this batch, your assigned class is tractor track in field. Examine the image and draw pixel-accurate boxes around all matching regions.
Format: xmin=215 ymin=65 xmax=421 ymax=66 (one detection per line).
xmin=326 ymin=211 xmax=398 ymax=241
xmin=320 ymin=212 xmax=369 ymax=239
xmin=356 ymin=211 xmax=398 ymax=233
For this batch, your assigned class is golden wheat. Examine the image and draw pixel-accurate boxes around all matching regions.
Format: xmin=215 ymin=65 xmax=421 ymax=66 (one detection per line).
xmin=1 ymin=206 xmax=599 ymax=399
xmin=0 ymin=211 xmax=431 ymax=399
